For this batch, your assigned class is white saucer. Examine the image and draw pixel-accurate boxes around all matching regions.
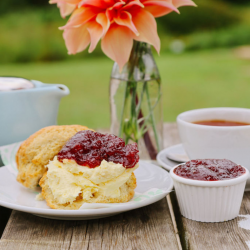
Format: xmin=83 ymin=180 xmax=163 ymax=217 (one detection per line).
xmin=0 ymin=161 xmax=173 ymax=220
xmin=157 ymin=144 xmax=189 ymax=171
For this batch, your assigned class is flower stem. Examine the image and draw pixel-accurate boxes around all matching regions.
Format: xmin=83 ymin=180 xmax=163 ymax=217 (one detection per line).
xmin=116 ymin=41 xmax=161 ymax=160
xmin=145 ymin=82 xmax=160 ymax=152
xmin=136 ymin=93 xmax=158 ymax=160
xmin=118 ymin=81 xmax=129 ymax=138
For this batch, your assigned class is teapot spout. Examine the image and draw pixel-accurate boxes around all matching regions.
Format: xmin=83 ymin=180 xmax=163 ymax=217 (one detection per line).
xmin=32 ymin=80 xmax=70 ymax=97
xmin=53 ymin=84 xmax=70 ymax=97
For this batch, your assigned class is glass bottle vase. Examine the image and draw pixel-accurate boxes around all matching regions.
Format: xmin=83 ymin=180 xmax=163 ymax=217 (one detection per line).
xmin=110 ymin=41 xmax=163 ymax=160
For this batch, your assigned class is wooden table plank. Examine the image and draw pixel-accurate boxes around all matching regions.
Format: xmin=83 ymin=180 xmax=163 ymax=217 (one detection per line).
xmin=0 ymin=199 xmax=179 ymax=250
xmin=0 ymin=159 xmax=12 ymax=238
xmin=70 ymin=198 xmax=178 ymax=250
xmin=0 ymin=207 xmax=12 ymax=237
xmin=162 ymin=123 xmax=181 ymax=148
xmin=0 ymin=211 xmax=76 ymax=250
xmin=0 ymin=123 xmax=180 ymax=250
xmin=173 ymin=191 xmax=250 ymax=250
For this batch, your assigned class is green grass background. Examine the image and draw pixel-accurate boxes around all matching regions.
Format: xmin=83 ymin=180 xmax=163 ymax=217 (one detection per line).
xmin=1 ymin=49 xmax=250 ymax=130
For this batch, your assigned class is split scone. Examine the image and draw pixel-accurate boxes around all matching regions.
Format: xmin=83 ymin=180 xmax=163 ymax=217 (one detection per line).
xmin=39 ymin=130 xmax=139 ymax=210
xmin=16 ymin=125 xmax=90 ymax=189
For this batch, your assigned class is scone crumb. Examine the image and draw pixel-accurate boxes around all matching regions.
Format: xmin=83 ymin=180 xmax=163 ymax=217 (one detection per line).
xmin=36 ymin=193 xmax=44 ymax=201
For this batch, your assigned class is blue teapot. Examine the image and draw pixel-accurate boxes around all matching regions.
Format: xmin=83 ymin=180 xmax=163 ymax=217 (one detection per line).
xmin=0 ymin=77 xmax=69 ymax=146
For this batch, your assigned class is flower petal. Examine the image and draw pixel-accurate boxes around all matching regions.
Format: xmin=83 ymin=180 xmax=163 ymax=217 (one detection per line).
xmin=106 ymin=2 xmax=125 ymax=20
xmin=122 ymin=0 xmax=144 ymax=10
xmin=87 ymin=21 xmax=103 ymax=52
xmin=172 ymin=0 xmax=197 ymax=8
xmin=57 ymin=2 xmax=76 ymax=18
xmin=132 ymin=9 xmax=160 ymax=52
xmin=101 ymin=24 xmax=133 ymax=70
xmin=63 ymin=25 xmax=91 ymax=54
xmin=143 ymin=0 xmax=179 ymax=17
xmin=50 ymin=0 xmax=81 ymax=4
xmin=60 ymin=7 xmax=99 ymax=29
xmin=80 ymin=0 xmax=114 ymax=9
xmin=96 ymin=12 xmax=110 ymax=34
xmin=58 ymin=0 xmax=196 ymax=65
xmin=114 ymin=11 xmax=139 ymax=35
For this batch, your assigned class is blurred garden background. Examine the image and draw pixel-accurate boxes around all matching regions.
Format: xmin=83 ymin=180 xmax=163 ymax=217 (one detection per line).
xmin=0 ymin=0 xmax=250 ymax=130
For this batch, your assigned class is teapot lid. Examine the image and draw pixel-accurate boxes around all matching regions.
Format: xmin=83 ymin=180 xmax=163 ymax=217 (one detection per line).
xmin=0 ymin=77 xmax=35 ymax=91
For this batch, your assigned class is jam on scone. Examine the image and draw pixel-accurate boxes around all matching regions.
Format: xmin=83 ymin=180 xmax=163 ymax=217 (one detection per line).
xmin=58 ymin=130 xmax=139 ymax=168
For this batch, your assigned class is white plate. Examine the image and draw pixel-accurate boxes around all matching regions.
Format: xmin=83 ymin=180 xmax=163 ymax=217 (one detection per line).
xmin=0 ymin=161 xmax=173 ymax=220
xmin=157 ymin=144 xmax=188 ymax=171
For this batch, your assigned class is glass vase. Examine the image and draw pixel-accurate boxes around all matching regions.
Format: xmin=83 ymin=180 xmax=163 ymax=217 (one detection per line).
xmin=110 ymin=41 xmax=163 ymax=160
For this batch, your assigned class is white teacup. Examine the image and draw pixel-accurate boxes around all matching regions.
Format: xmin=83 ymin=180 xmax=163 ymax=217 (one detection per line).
xmin=177 ymin=107 xmax=250 ymax=189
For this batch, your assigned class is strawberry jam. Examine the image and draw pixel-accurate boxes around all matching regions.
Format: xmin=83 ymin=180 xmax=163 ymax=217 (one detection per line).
xmin=57 ymin=130 xmax=139 ymax=168
xmin=174 ymin=159 xmax=245 ymax=181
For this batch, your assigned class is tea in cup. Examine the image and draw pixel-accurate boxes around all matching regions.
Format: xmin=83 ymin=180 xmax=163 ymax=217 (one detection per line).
xmin=177 ymin=107 xmax=250 ymax=188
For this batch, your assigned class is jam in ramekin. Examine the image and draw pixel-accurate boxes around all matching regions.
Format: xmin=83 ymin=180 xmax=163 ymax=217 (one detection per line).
xmin=173 ymin=159 xmax=246 ymax=181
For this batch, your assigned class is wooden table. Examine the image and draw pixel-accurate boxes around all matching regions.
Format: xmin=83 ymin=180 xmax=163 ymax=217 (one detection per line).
xmin=1 ymin=123 xmax=250 ymax=250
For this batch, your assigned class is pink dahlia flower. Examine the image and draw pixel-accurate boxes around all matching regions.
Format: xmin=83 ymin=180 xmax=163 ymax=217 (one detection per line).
xmin=51 ymin=0 xmax=196 ymax=69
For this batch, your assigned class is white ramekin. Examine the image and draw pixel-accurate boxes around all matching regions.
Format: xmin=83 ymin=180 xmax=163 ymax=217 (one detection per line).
xmin=170 ymin=164 xmax=249 ymax=222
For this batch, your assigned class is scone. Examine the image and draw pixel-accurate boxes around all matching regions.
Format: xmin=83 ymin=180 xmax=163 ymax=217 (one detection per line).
xmin=39 ymin=130 xmax=139 ymax=210
xmin=16 ymin=125 xmax=90 ymax=189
